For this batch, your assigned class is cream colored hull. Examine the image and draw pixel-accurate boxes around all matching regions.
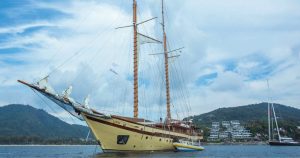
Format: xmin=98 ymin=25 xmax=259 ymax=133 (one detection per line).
xmin=82 ymin=114 xmax=194 ymax=152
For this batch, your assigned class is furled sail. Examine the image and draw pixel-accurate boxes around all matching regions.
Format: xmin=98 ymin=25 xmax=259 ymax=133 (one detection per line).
xmin=37 ymin=76 xmax=56 ymax=94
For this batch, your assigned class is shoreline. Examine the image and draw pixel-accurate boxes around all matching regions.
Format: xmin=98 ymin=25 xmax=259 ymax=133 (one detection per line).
xmin=202 ymin=141 xmax=267 ymax=145
xmin=0 ymin=143 xmax=268 ymax=146
xmin=0 ymin=144 xmax=98 ymax=146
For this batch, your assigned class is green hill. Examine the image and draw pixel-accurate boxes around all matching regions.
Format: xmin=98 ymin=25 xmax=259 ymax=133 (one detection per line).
xmin=191 ymin=103 xmax=300 ymax=125
xmin=189 ymin=103 xmax=300 ymax=141
xmin=0 ymin=104 xmax=93 ymax=144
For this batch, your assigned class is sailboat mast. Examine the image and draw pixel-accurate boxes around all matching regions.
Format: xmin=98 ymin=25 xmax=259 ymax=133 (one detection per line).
xmin=268 ymin=103 xmax=271 ymax=141
xmin=271 ymin=103 xmax=281 ymax=142
xmin=161 ymin=0 xmax=171 ymax=121
xmin=133 ymin=0 xmax=139 ymax=118
xmin=267 ymin=80 xmax=271 ymax=141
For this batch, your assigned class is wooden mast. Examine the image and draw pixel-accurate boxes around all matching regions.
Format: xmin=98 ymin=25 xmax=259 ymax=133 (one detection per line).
xmin=133 ymin=0 xmax=139 ymax=118
xmin=162 ymin=0 xmax=171 ymax=122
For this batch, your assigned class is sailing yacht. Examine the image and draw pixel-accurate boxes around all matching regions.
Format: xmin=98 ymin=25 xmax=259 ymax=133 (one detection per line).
xmin=267 ymin=102 xmax=300 ymax=146
xmin=267 ymin=81 xmax=300 ymax=146
xmin=18 ymin=0 xmax=203 ymax=152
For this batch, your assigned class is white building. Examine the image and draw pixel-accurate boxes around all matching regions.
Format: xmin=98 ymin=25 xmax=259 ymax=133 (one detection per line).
xmin=208 ymin=120 xmax=252 ymax=141
xmin=222 ymin=121 xmax=230 ymax=128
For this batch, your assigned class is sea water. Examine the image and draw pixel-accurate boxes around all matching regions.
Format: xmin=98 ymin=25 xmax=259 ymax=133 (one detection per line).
xmin=0 ymin=145 xmax=299 ymax=158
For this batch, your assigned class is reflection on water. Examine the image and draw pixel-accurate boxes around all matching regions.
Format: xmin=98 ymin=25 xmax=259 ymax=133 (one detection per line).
xmin=0 ymin=145 xmax=300 ymax=158
xmin=93 ymin=151 xmax=195 ymax=158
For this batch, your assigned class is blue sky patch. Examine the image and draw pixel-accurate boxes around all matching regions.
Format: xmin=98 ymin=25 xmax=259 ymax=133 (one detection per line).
xmin=1 ymin=58 xmax=26 ymax=65
xmin=196 ymin=72 xmax=218 ymax=86
xmin=0 ymin=1 xmax=70 ymax=27
xmin=0 ymin=48 xmax=26 ymax=55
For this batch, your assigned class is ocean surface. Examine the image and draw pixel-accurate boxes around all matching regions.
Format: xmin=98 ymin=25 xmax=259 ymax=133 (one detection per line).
xmin=0 ymin=145 xmax=299 ymax=158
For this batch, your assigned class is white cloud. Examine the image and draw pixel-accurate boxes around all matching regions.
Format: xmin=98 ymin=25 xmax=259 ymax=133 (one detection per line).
xmin=0 ymin=22 xmax=55 ymax=34
xmin=1 ymin=0 xmax=300 ymax=124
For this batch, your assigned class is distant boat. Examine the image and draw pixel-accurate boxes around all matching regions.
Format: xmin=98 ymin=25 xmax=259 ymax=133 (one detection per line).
xmin=267 ymin=81 xmax=300 ymax=146
xmin=173 ymin=140 xmax=204 ymax=151
xmin=269 ymin=137 xmax=300 ymax=146
xmin=18 ymin=0 xmax=204 ymax=152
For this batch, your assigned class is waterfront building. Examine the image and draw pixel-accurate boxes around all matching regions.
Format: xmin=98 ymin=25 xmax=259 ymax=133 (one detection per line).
xmin=208 ymin=120 xmax=252 ymax=141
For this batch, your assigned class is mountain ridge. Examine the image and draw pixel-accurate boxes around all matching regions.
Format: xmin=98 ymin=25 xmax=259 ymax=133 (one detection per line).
xmin=188 ymin=102 xmax=300 ymax=141
xmin=0 ymin=104 xmax=92 ymax=144
xmin=190 ymin=102 xmax=300 ymax=125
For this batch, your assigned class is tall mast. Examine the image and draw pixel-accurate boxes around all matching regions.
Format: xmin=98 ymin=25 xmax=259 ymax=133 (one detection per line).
xmin=267 ymin=80 xmax=271 ymax=141
xmin=162 ymin=0 xmax=171 ymax=121
xmin=133 ymin=0 xmax=139 ymax=118
xmin=272 ymin=103 xmax=281 ymax=141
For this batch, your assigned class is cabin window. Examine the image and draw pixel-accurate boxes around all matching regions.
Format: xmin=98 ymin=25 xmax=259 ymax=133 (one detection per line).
xmin=117 ymin=135 xmax=129 ymax=145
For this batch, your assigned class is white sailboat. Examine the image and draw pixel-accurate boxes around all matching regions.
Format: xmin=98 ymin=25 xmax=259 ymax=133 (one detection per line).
xmin=267 ymin=80 xmax=300 ymax=146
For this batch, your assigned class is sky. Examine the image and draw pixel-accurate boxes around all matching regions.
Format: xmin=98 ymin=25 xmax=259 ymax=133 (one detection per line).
xmin=0 ymin=0 xmax=300 ymax=124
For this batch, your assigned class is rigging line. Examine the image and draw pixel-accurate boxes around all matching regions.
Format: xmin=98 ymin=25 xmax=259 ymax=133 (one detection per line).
xmin=171 ymin=63 xmax=185 ymax=119
xmin=150 ymin=56 xmax=162 ymax=121
xmin=87 ymin=31 xmax=124 ymax=86
xmin=95 ymin=30 xmax=133 ymax=116
xmin=45 ymin=11 xmax=124 ymax=78
xmin=155 ymin=56 xmax=164 ymax=122
xmin=149 ymin=56 xmax=163 ymax=121
xmin=144 ymin=43 xmax=163 ymax=119
xmin=89 ymin=21 xmax=131 ymax=82
xmin=166 ymin=36 xmax=187 ymax=119
xmin=169 ymin=62 xmax=185 ymax=119
xmin=139 ymin=51 xmax=145 ymax=118
xmin=30 ymin=88 xmax=77 ymax=125
xmin=46 ymin=31 xmax=108 ymax=77
xmin=141 ymin=42 xmax=158 ymax=120
xmin=172 ymin=60 xmax=190 ymax=118
xmin=87 ymin=32 xmax=130 ymax=113
xmin=165 ymin=47 xmax=185 ymax=118
xmin=154 ymin=56 xmax=165 ymax=102
xmin=38 ymin=4 xmax=98 ymax=78
xmin=79 ymin=10 xmax=127 ymax=68
xmin=124 ymin=29 xmax=133 ymax=117
xmin=137 ymin=9 xmax=160 ymax=120
xmin=176 ymin=64 xmax=190 ymax=119
xmin=109 ymin=32 xmax=128 ymax=110
xmin=122 ymin=86 xmax=128 ymax=116
xmin=164 ymin=29 xmax=191 ymax=118
xmin=164 ymin=1 xmax=183 ymax=53
xmin=178 ymin=60 xmax=192 ymax=114
xmin=31 ymin=88 xmax=57 ymax=116
xmin=167 ymin=39 xmax=191 ymax=118
xmin=164 ymin=0 xmax=191 ymax=119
